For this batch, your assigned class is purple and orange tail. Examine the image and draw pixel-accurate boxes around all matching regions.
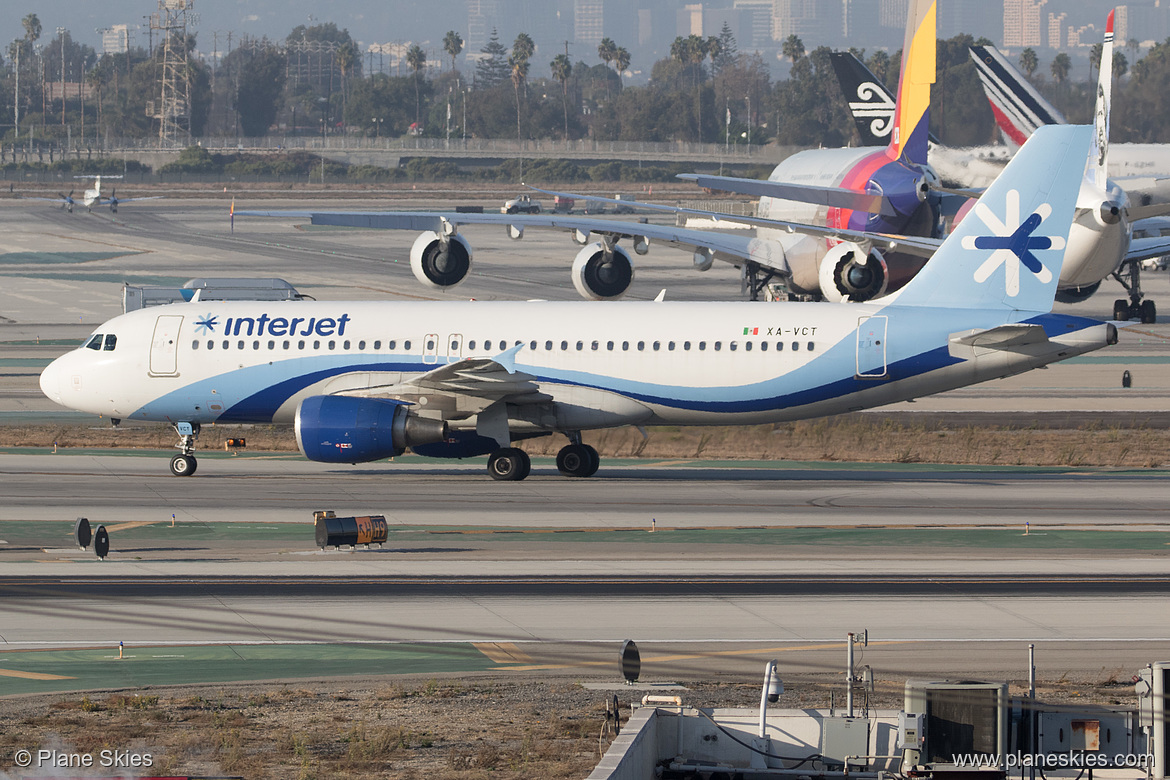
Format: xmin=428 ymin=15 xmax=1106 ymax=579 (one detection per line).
xmin=887 ymin=0 xmax=936 ymax=167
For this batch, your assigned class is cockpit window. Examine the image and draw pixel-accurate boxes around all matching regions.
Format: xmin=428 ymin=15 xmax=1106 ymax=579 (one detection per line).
xmin=103 ymin=334 xmax=117 ymax=351
xmin=85 ymin=335 xmax=103 ymax=350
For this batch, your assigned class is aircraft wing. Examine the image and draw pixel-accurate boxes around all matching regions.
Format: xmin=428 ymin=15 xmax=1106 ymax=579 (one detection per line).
xmin=523 ymin=187 xmax=944 ymax=259
xmin=676 ymin=173 xmax=896 ymax=216
xmin=322 ymin=345 xmax=549 ymax=418
xmin=237 ymin=207 xmax=797 ymax=273
xmin=110 ymin=196 xmax=165 ymax=204
xmin=1126 ymin=236 xmax=1170 ymax=264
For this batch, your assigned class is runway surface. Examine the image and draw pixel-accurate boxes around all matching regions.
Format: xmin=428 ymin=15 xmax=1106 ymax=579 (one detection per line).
xmin=3 ymin=197 xmax=1170 ymax=691
xmin=3 ymin=452 xmax=1170 ymax=530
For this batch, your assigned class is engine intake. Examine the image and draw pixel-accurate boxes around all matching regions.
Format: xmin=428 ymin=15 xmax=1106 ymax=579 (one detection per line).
xmin=818 ymin=243 xmax=888 ymax=302
xmin=571 ymin=242 xmax=634 ymax=300
xmin=295 ymin=395 xmax=448 ymax=464
xmin=410 ymin=231 xmax=473 ymax=289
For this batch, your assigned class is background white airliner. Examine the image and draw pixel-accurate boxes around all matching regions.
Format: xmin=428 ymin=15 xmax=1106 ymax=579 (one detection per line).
xmin=26 ymin=175 xmax=162 ymax=213
xmin=40 ymin=126 xmax=1116 ymax=481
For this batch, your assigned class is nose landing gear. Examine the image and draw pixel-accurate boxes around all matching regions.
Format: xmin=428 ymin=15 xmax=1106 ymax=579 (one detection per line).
xmin=169 ymin=421 xmax=200 ymax=476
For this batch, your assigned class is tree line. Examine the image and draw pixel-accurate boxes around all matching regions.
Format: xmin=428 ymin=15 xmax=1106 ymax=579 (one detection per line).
xmin=6 ymin=12 xmax=1170 ymax=151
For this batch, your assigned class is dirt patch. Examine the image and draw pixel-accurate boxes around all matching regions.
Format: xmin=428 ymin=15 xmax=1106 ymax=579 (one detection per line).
xmin=6 ymin=414 xmax=1170 ymax=469
xmin=0 ymin=672 xmax=1141 ymax=779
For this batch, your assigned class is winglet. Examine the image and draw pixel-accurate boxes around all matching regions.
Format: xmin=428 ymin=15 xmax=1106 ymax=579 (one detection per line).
xmin=492 ymin=343 xmax=524 ymax=374
xmin=888 ymin=0 xmax=936 ymax=166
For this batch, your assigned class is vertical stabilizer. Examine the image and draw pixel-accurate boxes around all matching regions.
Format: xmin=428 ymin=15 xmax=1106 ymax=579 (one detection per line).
xmin=887 ymin=0 xmax=936 ymax=166
xmin=888 ymin=125 xmax=1090 ymax=312
xmin=969 ymin=45 xmax=1066 ymax=148
xmin=1088 ymin=9 xmax=1115 ymax=191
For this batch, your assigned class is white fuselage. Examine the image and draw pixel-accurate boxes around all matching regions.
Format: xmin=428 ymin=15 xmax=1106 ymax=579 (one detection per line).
xmin=40 ymin=299 xmax=1111 ymax=439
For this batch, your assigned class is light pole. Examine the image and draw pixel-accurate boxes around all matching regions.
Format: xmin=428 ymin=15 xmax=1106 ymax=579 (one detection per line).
xmin=57 ymin=27 xmax=66 ymax=127
xmin=372 ymin=116 xmax=383 ymax=139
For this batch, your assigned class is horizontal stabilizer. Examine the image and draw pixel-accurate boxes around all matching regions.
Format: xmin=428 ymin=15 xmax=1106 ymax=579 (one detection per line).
xmin=678 ymin=174 xmax=896 ymax=216
xmin=949 ymin=323 xmax=1048 ymax=350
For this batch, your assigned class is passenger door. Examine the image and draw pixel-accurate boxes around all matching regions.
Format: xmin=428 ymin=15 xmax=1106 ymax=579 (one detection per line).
xmin=855 ymin=315 xmax=887 ymax=378
xmin=149 ymin=315 xmax=183 ymax=376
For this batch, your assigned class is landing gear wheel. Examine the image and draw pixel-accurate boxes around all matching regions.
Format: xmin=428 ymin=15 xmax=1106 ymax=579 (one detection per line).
xmin=583 ymin=444 xmax=600 ymax=477
xmin=1141 ymin=299 xmax=1157 ymax=324
xmin=487 ymin=448 xmax=531 ymax=481
xmin=557 ymin=444 xmax=597 ymax=477
xmin=170 ymin=454 xmax=197 ymax=476
xmin=1114 ymin=299 xmax=1131 ymax=321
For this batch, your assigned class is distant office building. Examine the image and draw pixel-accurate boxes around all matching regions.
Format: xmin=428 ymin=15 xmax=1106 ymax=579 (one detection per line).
xmin=1124 ymin=2 xmax=1170 ymax=45
xmin=678 ymin=3 xmax=704 ymax=36
xmin=939 ymin=1 xmax=999 ymax=42
xmin=843 ymin=0 xmax=880 ymax=40
xmin=1003 ymin=0 xmax=1048 ymax=48
xmin=101 ymin=24 xmax=130 ymax=55
xmin=1066 ymin=22 xmax=1098 ymax=48
xmin=734 ymin=0 xmax=775 ymax=48
xmin=1114 ymin=5 xmax=1128 ymax=42
xmin=1047 ymin=12 xmax=1066 ymax=48
xmin=772 ymin=0 xmax=818 ymax=42
xmin=467 ymin=0 xmax=502 ymax=55
xmin=878 ymin=0 xmax=909 ymax=28
xmin=575 ymin=0 xmax=605 ymax=47
xmin=703 ymin=7 xmax=744 ymax=40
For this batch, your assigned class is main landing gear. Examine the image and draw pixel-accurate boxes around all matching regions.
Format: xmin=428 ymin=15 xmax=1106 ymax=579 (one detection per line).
xmin=485 ymin=434 xmax=601 ymax=481
xmin=169 ymin=421 xmax=200 ymax=477
xmin=1112 ymin=261 xmax=1158 ymax=324
xmin=487 ymin=447 xmax=531 ymax=481
xmin=556 ymin=442 xmax=600 ymax=478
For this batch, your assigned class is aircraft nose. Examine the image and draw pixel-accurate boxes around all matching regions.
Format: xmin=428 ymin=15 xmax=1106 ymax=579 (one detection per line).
xmin=39 ymin=357 xmax=63 ymax=403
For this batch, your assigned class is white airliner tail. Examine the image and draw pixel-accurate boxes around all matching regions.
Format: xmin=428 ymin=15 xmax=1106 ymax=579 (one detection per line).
xmin=889 ymin=124 xmax=1091 ymax=311
xmin=1088 ymin=9 xmax=1115 ymax=192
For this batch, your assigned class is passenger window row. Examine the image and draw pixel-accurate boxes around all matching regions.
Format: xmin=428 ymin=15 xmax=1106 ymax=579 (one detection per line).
xmin=190 ymin=337 xmax=817 ymax=354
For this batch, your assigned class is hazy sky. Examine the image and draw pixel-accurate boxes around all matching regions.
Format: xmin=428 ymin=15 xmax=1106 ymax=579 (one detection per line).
xmin=0 ymin=0 xmax=1114 ymax=63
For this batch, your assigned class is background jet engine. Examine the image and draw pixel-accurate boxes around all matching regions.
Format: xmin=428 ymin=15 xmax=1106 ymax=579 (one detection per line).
xmin=571 ymin=242 xmax=634 ymax=300
xmin=410 ymin=231 xmax=473 ymax=289
xmin=817 ymin=243 xmax=888 ymax=302
xmin=295 ymin=395 xmax=448 ymax=464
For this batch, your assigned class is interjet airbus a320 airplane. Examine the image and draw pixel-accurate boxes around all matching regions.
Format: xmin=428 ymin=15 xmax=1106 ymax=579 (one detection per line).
xmin=40 ymin=126 xmax=1118 ymax=481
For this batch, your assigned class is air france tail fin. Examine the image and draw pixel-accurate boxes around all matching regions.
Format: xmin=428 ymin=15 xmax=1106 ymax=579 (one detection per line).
xmin=888 ymin=124 xmax=1091 ymax=312
xmin=969 ymin=45 xmax=1066 ymax=148
xmin=1088 ymin=9 xmax=1115 ymax=191
xmin=887 ymin=0 xmax=936 ymax=166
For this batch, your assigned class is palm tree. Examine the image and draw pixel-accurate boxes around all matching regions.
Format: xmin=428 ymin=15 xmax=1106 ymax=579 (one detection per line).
xmin=551 ymin=53 xmax=572 ymax=140
xmin=1050 ymin=52 xmax=1071 ymax=88
xmin=1113 ymin=50 xmax=1128 ymax=81
xmin=337 ymin=41 xmax=360 ymax=131
xmin=1019 ymin=48 xmax=1038 ymax=79
xmin=443 ymin=30 xmax=463 ymax=73
xmin=671 ymin=35 xmax=710 ymax=141
xmin=22 ymin=13 xmax=41 ymax=44
xmin=406 ymin=44 xmax=426 ymax=130
xmin=782 ymin=34 xmax=805 ymax=63
xmin=614 ymin=47 xmax=630 ymax=90
xmin=509 ymin=53 xmax=530 ymax=142
xmin=509 ymin=34 xmax=534 ymax=143
xmin=597 ymin=37 xmax=617 ymax=98
xmin=1089 ymin=42 xmax=1103 ymax=82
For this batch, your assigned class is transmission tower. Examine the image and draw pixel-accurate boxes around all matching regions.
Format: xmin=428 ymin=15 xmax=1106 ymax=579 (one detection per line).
xmin=149 ymin=0 xmax=198 ymax=146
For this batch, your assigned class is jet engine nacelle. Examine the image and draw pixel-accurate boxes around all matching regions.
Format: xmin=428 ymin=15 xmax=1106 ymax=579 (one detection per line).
xmin=817 ymin=243 xmax=888 ymax=302
xmin=295 ymin=395 xmax=448 ymax=464
xmin=571 ymin=242 xmax=634 ymax=300
xmin=1054 ymin=280 xmax=1102 ymax=304
xmin=410 ymin=231 xmax=473 ymax=289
